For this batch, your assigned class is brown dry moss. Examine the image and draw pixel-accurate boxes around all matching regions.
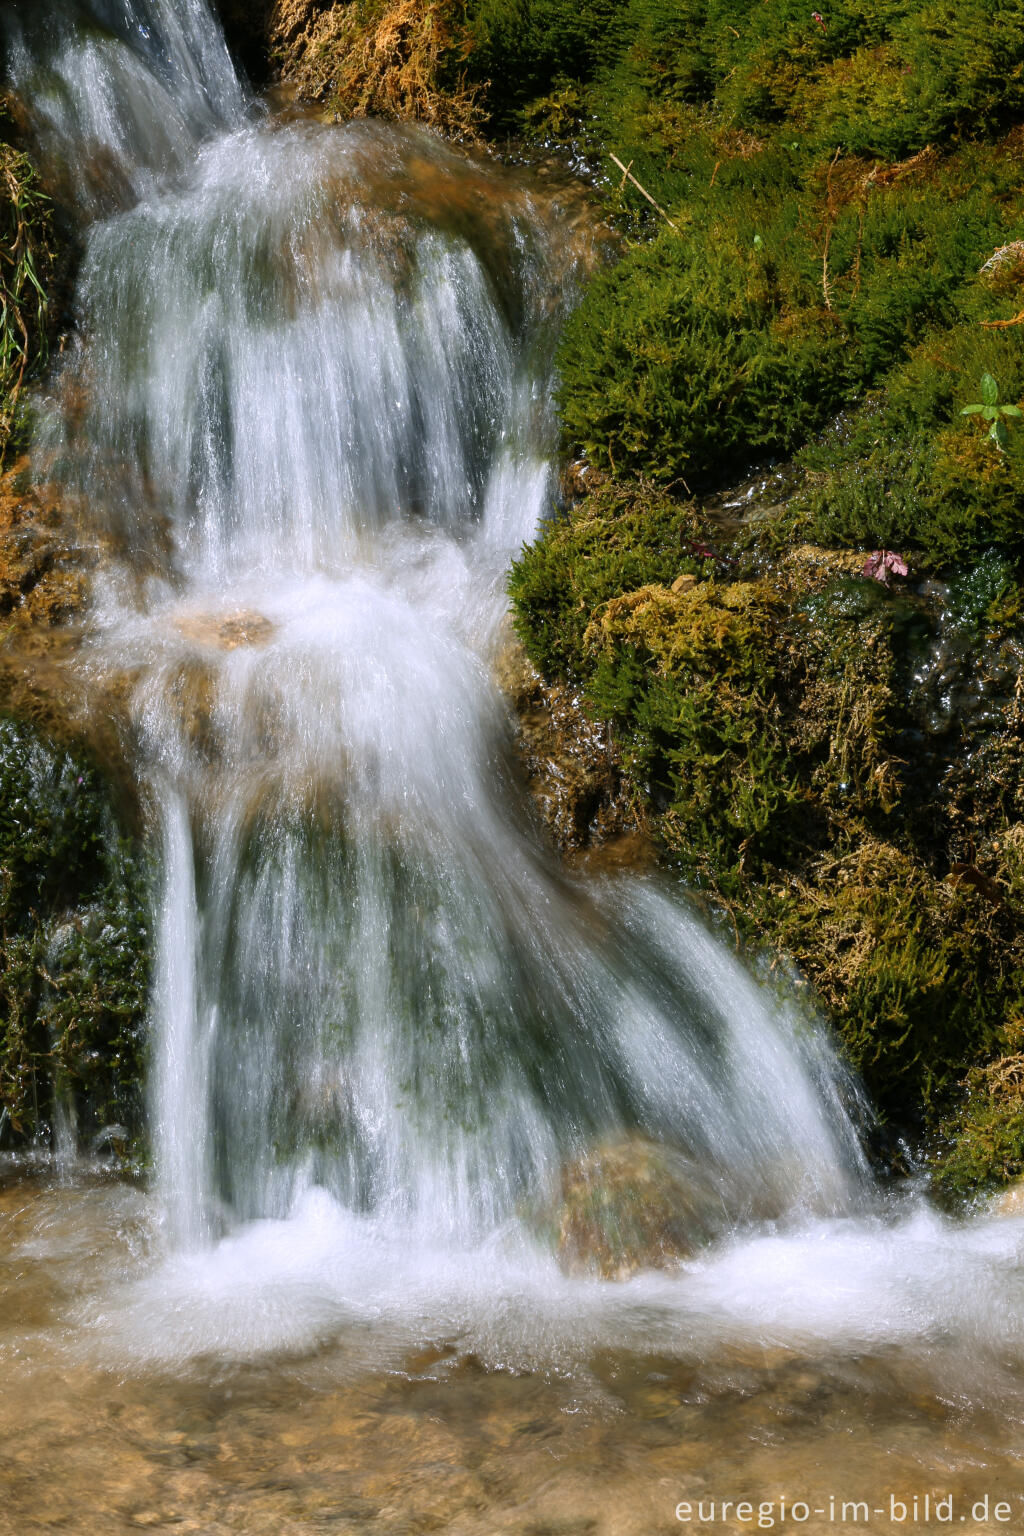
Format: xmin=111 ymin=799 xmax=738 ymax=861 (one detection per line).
xmin=0 ymin=137 xmax=56 ymax=463
xmin=270 ymin=0 xmax=484 ymax=137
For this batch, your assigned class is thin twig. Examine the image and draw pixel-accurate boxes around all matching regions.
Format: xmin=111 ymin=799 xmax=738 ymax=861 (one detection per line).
xmin=822 ymin=146 xmax=842 ymax=311
xmin=609 ymin=154 xmax=678 ymax=231
xmin=851 ymin=199 xmax=865 ymax=299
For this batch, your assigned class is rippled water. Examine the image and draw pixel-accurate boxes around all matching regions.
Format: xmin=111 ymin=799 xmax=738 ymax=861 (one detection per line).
xmin=2 ymin=2 xmax=1024 ymax=1531
xmin=3 ymin=1171 xmax=1024 ymax=1534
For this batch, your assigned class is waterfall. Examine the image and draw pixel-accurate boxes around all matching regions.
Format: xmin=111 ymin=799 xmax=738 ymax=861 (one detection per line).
xmin=6 ymin=0 xmax=869 ymax=1267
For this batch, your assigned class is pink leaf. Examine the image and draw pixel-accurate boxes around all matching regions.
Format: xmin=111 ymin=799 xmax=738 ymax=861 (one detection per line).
xmin=863 ymin=550 xmax=908 ymax=585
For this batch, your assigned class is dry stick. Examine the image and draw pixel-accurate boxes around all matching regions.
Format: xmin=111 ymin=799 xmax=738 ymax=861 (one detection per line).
xmin=822 ymin=221 xmax=835 ymax=309
xmin=821 ymin=145 xmax=842 ymax=311
xmin=851 ymin=199 xmax=865 ymax=299
xmin=981 ymin=310 xmax=1024 ymax=329
xmin=609 ymin=154 xmax=678 ymax=231
xmin=710 ymin=160 xmax=721 ymax=187
xmin=618 ymin=158 xmax=634 ymax=191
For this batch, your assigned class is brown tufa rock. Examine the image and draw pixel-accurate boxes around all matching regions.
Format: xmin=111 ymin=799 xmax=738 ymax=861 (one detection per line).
xmin=0 ymin=461 xmax=88 ymax=635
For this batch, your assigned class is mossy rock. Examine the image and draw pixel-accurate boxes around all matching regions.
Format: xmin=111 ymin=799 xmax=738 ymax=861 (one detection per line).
xmin=508 ymin=478 xmax=713 ymax=681
xmin=0 ymin=717 xmax=150 ymax=1149
xmin=933 ymin=1060 xmax=1024 ymax=1199
xmin=765 ymin=836 xmax=1021 ymax=1123
xmin=578 ymin=579 xmax=799 ymax=894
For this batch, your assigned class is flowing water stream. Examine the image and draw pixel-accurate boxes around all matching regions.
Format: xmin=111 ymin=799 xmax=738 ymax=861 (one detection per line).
xmin=3 ymin=4 xmax=1024 ymax=1532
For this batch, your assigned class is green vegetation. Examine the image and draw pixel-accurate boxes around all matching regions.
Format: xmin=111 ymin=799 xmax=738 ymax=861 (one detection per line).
xmin=961 ymin=372 xmax=1022 ymax=453
xmin=579 ymin=578 xmax=798 ymax=895
xmin=506 ymin=479 xmax=714 ymax=675
xmin=483 ymin=0 xmax=1024 ymax=1169
xmin=553 ymin=136 xmax=1024 ymax=498
xmin=0 ymin=718 xmax=149 ymax=1150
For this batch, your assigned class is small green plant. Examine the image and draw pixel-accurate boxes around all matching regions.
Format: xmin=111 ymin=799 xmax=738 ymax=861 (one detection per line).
xmin=961 ymin=373 xmax=1022 ymax=451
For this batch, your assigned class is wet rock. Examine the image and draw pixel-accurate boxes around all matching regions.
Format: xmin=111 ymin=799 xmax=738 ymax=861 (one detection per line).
xmin=497 ymin=635 xmax=644 ymax=860
xmin=209 ymin=1 xmax=284 ymax=86
xmin=546 ymin=1137 xmax=728 ymax=1280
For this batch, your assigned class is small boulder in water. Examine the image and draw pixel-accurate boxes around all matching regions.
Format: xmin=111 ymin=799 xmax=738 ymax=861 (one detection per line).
xmin=547 ymin=1137 xmax=728 ymax=1280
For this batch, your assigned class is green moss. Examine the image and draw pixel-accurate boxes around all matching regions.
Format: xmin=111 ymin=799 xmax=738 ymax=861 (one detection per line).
xmin=765 ymin=839 xmax=1014 ymax=1121
xmin=0 ymin=718 xmax=149 ymax=1147
xmin=792 ymin=576 xmax=913 ymax=817
xmin=464 ymin=0 xmax=632 ymax=127
xmin=462 ymin=2 xmax=1024 ymax=522
xmin=933 ymin=1064 xmax=1024 ymax=1198
xmin=555 ymin=133 xmax=1024 ymax=496
xmin=581 ymin=578 xmax=799 ymax=895
xmin=466 ymin=0 xmax=1024 ymax=156
xmin=507 ymin=479 xmax=712 ymax=678
xmin=555 ymin=219 xmax=858 ymax=490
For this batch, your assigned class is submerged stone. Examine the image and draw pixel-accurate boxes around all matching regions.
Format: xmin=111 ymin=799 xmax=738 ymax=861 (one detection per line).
xmin=547 ymin=1137 xmax=729 ymax=1280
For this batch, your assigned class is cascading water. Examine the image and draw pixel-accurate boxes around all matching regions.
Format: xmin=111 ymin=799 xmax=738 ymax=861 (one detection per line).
xmin=12 ymin=4 xmax=1024 ymax=1428
xmin=7 ymin=0 xmax=870 ymax=1272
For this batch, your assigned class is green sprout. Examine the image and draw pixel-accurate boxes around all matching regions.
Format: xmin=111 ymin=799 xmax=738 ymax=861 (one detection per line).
xmin=960 ymin=373 xmax=1022 ymax=451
